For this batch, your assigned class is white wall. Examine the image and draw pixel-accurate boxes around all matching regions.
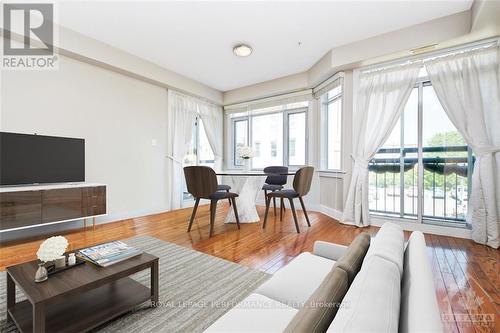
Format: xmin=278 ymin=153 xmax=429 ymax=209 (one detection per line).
xmin=55 ymin=25 xmax=223 ymax=104
xmin=2 ymin=24 xmax=223 ymax=104
xmin=1 ymin=51 xmax=170 ymax=239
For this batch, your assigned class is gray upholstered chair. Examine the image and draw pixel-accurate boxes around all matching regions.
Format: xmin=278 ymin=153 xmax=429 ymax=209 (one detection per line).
xmin=263 ymin=166 xmax=314 ymax=233
xmin=262 ymin=166 xmax=289 ymax=215
xmin=184 ymin=166 xmax=240 ymax=237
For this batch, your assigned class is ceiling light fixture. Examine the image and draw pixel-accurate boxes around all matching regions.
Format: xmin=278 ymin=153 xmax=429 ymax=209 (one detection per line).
xmin=233 ymin=44 xmax=253 ymax=57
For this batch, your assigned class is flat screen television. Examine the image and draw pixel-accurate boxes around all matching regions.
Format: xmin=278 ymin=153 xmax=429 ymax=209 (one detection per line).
xmin=0 ymin=132 xmax=85 ymax=186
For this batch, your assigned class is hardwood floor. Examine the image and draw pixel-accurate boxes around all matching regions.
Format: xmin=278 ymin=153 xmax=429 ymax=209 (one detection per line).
xmin=0 ymin=204 xmax=498 ymax=332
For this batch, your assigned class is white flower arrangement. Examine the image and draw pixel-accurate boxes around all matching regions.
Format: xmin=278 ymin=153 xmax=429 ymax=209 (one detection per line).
xmin=36 ymin=236 xmax=69 ymax=263
xmin=237 ymin=146 xmax=255 ymax=159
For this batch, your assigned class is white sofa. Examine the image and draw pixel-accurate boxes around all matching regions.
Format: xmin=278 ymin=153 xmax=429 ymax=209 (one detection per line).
xmin=205 ymin=223 xmax=442 ymax=333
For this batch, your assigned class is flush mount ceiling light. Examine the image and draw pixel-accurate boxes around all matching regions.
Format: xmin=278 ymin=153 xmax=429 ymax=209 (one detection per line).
xmin=233 ymin=44 xmax=253 ymax=57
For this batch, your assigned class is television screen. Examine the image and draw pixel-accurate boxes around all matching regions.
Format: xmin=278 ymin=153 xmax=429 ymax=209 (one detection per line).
xmin=0 ymin=132 xmax=85 ymax=186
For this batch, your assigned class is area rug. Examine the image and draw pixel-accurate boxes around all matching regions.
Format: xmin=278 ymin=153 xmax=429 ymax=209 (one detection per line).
xmin=0 ymin=236 xmax=271 ymax=333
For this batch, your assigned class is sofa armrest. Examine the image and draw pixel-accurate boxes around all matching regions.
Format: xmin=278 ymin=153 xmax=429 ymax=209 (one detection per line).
xmin=313 ymin=241 xmax=348 ymax=261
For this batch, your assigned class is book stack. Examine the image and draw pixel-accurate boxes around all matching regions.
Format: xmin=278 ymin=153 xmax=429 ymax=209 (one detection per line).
xmin=78 ymin=241 xmax=142 ymax=267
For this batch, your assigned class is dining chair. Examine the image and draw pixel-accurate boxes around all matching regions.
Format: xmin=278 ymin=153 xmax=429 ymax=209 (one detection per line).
xmin=217 ymin=184 xmax=232 ymax=206
xmin=184 ymin=166 xmax=240 ymax=237
xmin=263 ymin=166 xmax=314 ymax=233
xmin=262 ymin=166 xmax=288 ymax=216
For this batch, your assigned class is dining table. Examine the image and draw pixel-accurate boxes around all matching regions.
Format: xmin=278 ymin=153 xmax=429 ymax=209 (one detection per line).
xmin=216 ymin=171 xmax=295 ymax=224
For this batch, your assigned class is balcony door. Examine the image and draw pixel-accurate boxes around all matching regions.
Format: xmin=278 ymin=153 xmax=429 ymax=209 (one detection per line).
xmin=369 ymin=73 xmax=472 ymax=226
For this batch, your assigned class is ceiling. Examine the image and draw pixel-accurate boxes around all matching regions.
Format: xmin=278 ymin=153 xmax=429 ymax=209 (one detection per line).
xmin=56 ymin=1 xmax=473 ymax=92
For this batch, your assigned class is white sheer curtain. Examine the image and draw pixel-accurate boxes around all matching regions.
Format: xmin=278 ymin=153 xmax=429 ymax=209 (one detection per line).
xmin=342 ymin=65 xmax=420 ymax=226
xmin=425 ymin=47 xmax=500 ymax=249
xmin=166 ymin=91 xmax=197 ymax=210
xmin=198 ymin=103 xmax=224 ymax=170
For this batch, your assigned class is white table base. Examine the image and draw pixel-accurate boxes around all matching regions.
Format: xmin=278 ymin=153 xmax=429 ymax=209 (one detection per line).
xmin=224 ymin=176 xmax=265 ymax=223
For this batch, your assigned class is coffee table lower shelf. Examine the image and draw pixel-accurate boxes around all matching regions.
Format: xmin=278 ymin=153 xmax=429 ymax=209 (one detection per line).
xmin=8 ymin=277 xmax=152 ymax=333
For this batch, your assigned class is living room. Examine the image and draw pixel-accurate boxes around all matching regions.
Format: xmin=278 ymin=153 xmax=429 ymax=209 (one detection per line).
xmin=0 ymin=1 xmax=498 ymax=332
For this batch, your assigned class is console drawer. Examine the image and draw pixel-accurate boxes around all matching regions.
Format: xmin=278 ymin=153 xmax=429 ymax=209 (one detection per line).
xmin=0 ymin=191 xmax=42 ymax=230
xmin=42 ymin=188 xmax=83 ymax=223
xmin=82 ymin=186 xmax=106 ymax=216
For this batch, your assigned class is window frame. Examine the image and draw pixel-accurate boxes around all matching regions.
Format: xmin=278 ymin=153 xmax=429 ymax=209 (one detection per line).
xmin=230 ymin=105 xmax=309 ymax=169
xmin=320 ymin=85 xmax=344 ymax=171
xmin=284 ymin=107 xmax=308 ymax=168
xmin=231 ymin=116 xmax=249 ymax=167
xmin=183 ymin=115 xmax=215 ymax=203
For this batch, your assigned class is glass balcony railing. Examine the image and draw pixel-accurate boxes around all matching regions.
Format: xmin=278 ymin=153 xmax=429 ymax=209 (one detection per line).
xmin=368 ymin=145 xmax=472 ymax=223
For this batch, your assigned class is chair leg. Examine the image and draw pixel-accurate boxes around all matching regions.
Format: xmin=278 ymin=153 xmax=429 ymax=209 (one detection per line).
xmin=288 ymin=198 xmax=300 ymax=233
xmin=188 ymin=198 xmax=200 ymax=232
xmin=231 ymin=197 xmax=240 ymax=229
xmin=226 ymin=189 xmax=231 ymax=206
xmin=273 ymin=196 xmax=277 ymax=216
xmin=299 ymin=196 xmax=311 ymax=227
xmin=280 ymin=197 xmax=284 ymax=221
xmin=209 ymin=199 xmax=218 ymax=237
xmin=263 ymin=196 xmax=271 ymax=229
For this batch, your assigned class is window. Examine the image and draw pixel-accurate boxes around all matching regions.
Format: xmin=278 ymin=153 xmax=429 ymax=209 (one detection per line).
xmin=183 ymin=116 xmax=215 ymax=200
xmin=320 ymin=82 xmax=343 ymax=170
xmin=233 ymin=118 xmax=248 ymax=166
xmin=230 ymin=101 xmax=308 ymax=169
xmin=368 ymin=70 xmax=472 ymax=225
xmin=197 ymin=119 xmax=215 ymax=166
xmin=288 ymin=112 xmax=306 ymax=166
xmin=251 ymin=112 xmax=283 ymax=168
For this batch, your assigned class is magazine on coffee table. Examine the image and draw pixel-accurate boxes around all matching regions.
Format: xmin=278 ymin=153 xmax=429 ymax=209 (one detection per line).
xmin=78 ymin=241 xmax=142 ymax=267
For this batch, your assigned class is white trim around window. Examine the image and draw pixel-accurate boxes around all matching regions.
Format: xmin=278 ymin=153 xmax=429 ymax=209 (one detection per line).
xmin=228 ymin=105 xmax=309 ymax=170
xmin=319 ymin=75 xmax=344 ymax=172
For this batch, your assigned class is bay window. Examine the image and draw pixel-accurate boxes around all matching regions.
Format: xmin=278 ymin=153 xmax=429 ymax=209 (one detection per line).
xmin=229 ymin=101 xmax=308 ymax=169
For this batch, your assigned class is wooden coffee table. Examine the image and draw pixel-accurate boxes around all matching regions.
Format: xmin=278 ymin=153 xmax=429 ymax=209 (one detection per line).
xmin=6 ymin=252 xmax=159 ymax=333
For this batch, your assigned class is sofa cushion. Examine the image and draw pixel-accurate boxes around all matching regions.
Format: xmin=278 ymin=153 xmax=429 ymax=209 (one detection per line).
xmin=333 ymin=233 xmax=371 ymax=283
xmin=363 ymin=222 xmax=404 ymax=275
xmin=285 ymin=267 xmax=349 ymax=333
xmin=255 ymin=252 xmax=335 ymax=308
xmin=203 ymin=293 xmax=298 ymax=333
xmin=400 ymin=231 xmax=443 ymax=333
xmin=327 ymin=255 xmax=401 ymax=333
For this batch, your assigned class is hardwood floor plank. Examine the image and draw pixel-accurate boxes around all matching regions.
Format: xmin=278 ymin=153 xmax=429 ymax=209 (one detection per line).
xmin=0 ymin=205 xmax=497 ymax=331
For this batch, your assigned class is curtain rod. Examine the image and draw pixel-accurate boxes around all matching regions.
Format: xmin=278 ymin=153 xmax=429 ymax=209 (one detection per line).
xmin=360 ymin=36 xmax=500 ymax=74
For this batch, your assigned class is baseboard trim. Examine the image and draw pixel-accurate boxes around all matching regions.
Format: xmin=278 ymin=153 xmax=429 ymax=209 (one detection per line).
xmin=317 ymin=205 xmax=343 ymax=221
xmin=312 ymin=205 xmax=472 ymax=240
xmin=370 ymin=215 xmax=472 ymax=239
xmin=95 ymin=207 xmax=172 ymax=225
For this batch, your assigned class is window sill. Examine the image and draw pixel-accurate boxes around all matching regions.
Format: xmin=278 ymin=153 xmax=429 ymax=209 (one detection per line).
xmin=318 ymin=170 xmax=347 ymax=179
